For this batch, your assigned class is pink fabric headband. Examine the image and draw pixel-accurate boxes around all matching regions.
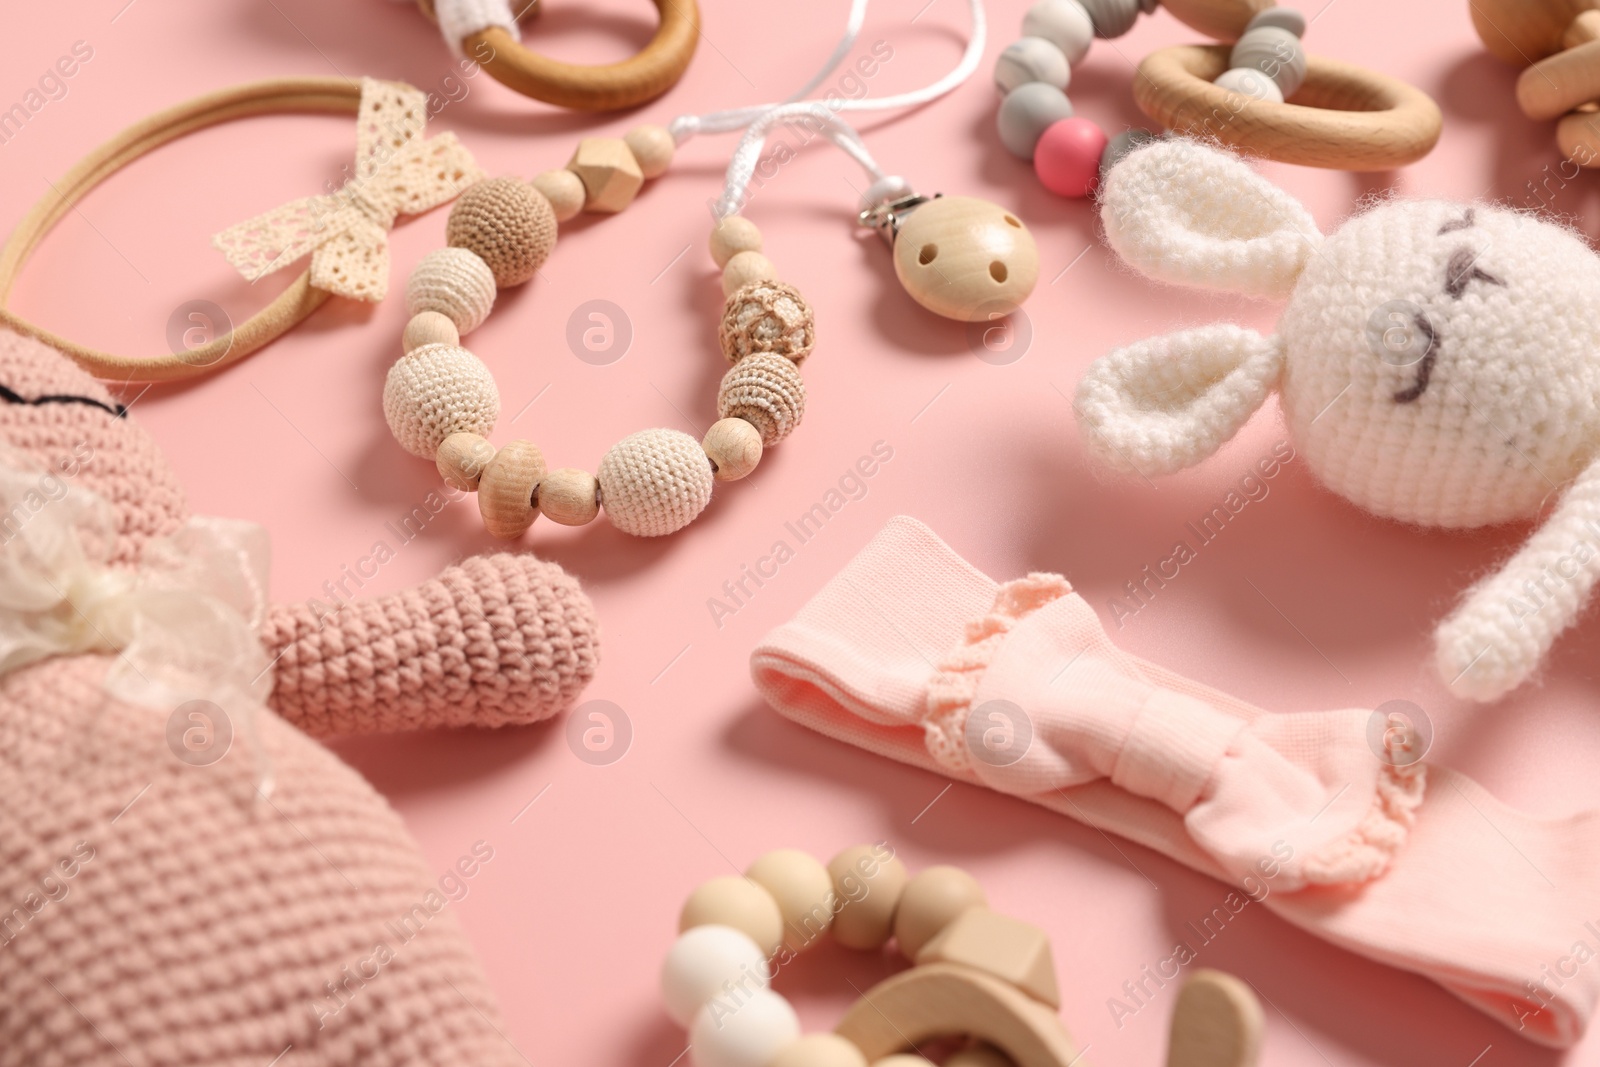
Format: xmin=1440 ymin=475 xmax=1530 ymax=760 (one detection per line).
xmin=750 ymin=516 xmax=1600 ymax=1049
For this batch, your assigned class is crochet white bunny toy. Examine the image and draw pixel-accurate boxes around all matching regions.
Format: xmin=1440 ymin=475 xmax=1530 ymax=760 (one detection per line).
xmin=1077 ymin=138 xmax=1600 ymax=703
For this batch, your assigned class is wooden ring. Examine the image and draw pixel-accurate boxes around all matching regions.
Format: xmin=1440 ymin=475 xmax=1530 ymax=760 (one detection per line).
xmin=433 ymin=0 xmax=700 ymax=111
xmin=0 ymin=76 xmax=361 ymax=383
xmin=1519 ymin=38 xmax=1600 ymax=120
xmin=1133 ymin=44 xmax=1442 ymax=171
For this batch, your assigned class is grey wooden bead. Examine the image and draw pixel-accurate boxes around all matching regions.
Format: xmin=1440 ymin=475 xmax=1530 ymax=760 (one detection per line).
xmin=994 ymin=36 xmax=1070 ymax=94
xmin=1100 ymin=128 xmax=1161 ymax=184
xmin=997 ymin=82 xmax=1075 ymax=160
xmin=1078 ymin=0 xmax=1141 ymax=38
xmin=1230 ymin=25 xmax=1306 ymax=96
xmin=1247 ymin=6 xmax=1306 ymax=36
xmin=1021 ymin=0 xmax=1095 ymax=67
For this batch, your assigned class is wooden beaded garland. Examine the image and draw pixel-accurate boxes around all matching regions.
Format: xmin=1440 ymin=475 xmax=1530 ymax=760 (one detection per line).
xmin=662 ymin=847 xmax=1268 ymax=1067
xmin=384 ymin=127 xmax=819 ymax=541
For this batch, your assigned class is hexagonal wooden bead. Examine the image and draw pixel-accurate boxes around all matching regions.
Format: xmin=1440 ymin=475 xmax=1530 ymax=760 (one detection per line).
xmin=537 ymin=467 xmax=600 ymax=526
xmin=531 ymin=168 xmax=586 ymax=222
xmin=623 ymin=124 xmax=675 ymax=179
xmin=435 ymin=432 xmax=495 ymax=492
xmin=702 ymin=417 xmax=763 ymax=482
xmin=478 ymin=439 xmax=546 ymax=539
xmin=914 ymin=908 xmax=1059 ymax=1009
xmin=568 ymin=137 xmax=644 ymax=214
xmin=403 ymin=311 xmax=459 ymax=353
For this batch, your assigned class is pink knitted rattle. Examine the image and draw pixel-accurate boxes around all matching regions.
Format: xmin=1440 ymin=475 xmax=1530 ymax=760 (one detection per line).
xmin=0 ymin=78 xmax=598 ymax=1067
xmin=1077 ymin=138 xmax=1600 ymax=702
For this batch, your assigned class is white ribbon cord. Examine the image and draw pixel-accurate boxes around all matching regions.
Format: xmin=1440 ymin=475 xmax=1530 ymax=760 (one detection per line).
xmin=433 ymin=0 xmax=521 ymax=59
xmin=667 ymin=0 xmax=987 ymax=219
xmin=0 ymin=454 xmax=278 ymax=799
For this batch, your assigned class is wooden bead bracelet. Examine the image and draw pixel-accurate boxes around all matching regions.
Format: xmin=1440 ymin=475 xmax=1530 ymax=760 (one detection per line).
xmin=383 ymin=127 xmax=814 ymax=540
xmin=661 ymin=845 xmax=1266 ymax=1067
xmin=1472 ymin=0 xmax=1600 ymax=166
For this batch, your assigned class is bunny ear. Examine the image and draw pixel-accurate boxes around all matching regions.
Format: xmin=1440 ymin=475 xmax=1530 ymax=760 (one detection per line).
xmin=1100 ymin=139 xmax=1323 ymax=299
xmin=1075 ymin=325 xmax=1285 ymax=478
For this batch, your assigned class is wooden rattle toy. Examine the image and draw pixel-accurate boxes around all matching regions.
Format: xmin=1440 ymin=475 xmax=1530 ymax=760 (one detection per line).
xmin=414 ymin=0 xmax=700 ymax=110
xmin=1470 ymin=0 xmax=1600 ymax=165
xmin=661 ymin=846 xmax=1265 ymax=1067
xmin=370 ymin=0 xmax=1036 ymax=543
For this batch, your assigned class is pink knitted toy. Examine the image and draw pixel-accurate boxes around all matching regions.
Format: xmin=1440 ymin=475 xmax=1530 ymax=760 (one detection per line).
xmin=0 ymin=327 xmax=597 ymax=1066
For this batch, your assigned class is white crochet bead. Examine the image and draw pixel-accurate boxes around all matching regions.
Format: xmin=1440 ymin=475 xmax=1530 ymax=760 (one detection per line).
xmin=597 ymin=428 xmax=715 ymax=537
xmin=405 ymin=247 xmax=497 ymax=334
xmin=435 ymin=0 xmax=519 ymax=58
xmin=1022 ymin=0 xmax=1095 ymax=67
xmin=994 ymin=37 xmax=1070 ymax=94
xmin=383 ymin=344 xmax=499 ymax=458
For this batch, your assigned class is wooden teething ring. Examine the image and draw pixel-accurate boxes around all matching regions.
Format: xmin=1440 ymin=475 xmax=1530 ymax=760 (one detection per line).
xmin=418 ymin=0 xmax=699 ymax=111
xmin=1133 ymin=44 xmax=1442 ymax=170
xmin=0 ymin=76 xmax=358 ymax=383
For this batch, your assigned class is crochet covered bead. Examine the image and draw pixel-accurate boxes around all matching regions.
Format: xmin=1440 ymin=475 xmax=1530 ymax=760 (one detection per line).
xmin=717 ymin=353 xmax=806 ymax=447
xmin=446 ymin=177 xmax=557 ymax=288
xmin=597 ymin=428 xmax=715 ymax=537
xmin=718 ymin=281 xmax=815 ymax=364
xmin=383 ymin=344 xmax=499 ymax=458
xmin=405 ymin=247 xmax=497 ymax=333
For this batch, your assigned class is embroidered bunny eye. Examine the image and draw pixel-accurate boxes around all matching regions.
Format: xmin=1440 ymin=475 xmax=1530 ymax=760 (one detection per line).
xmin=0 ymin=382 xmax=126 ymax=418
xmin=1392 ymin=311 xmax=1438 ymax=404
xmin=1437 ymin=208 xmax=1476 ymax=235
xmin=1443 ymin=246 xmax=1506 ymax=300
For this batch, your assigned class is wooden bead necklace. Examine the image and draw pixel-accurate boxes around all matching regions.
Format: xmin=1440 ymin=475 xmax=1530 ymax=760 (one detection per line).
xmin=1470 ymin=0 xmax=1600 ymax=166
xmin=661 ymin=845 xmax=1266 ymax=1067
xmin=385 ymin=0 xmax=1043 ymax=541
xmin=994 ymin=0 xmax=1440 ymax=188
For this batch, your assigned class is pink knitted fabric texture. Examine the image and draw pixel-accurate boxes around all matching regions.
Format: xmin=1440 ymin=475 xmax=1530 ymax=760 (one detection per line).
xmin=0 ymin=327 xmax=598 ymax=1064
xmin=751 ymin=516 xmax=1600 ymax=1049
xmin=263 ymin=552 xmax=599 ymax=737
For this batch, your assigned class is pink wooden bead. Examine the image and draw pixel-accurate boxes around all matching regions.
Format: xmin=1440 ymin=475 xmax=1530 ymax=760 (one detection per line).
xmin=1033 ymin=117 xmax=1109 ymax=198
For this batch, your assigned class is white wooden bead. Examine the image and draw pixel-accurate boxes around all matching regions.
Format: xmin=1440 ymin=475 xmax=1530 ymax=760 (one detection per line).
xmin=405 ymin=247 xmax=497 ymax=334
xmin=531 ymin=168 xmax=586 ymax=222
xmin=536 ymin=466 xmax=600 ymax=526
xmin=892 ymin=196 xmax=1040 ymax=322
xmin=746 ymin=849 xmax=835 ymax=952
xmin=402 ymin=311 xmax=459 ymax=353
xmin=722 ymin=250 xmax=777 ymax=296
xmin=1022 ymin=0 xmax=1095 ymax=66
xmin=680 ymin=876 xmax=785 ymax=957
xmin=661 ymin=925 xmax=771 ymax=1027
xmin=893 ymin=865 xmax=986 ymax=959
xmin=598 ymin=428 xmax=716 ymax=537
xmin=827 ymin=845 xmax=908 ymax=951
xmin=1213 ymin=66 xmax=1285 ymax=104
xmin=994 ymin=37 xmax=1071 ymax=94
xmin=689 ymin=988 xmax=799 ymax=1067
xmin=382 ymin=344 xmax=499 ymax=458
xmin=769 ymin=1035 xmax=869 ymax=1067
xmin=624 ymin=124 xmax=675 ymax=179
xmin=710 ymin=216 xmax=763 ymax=268
xmin=435 ymin=432 xmax=494 ymax=491
xmin=718 ymin=354 xmax=806 ymax=447
xmin=478 ymin=439 xmax=545 ymax=539
xmin=702 ymin=417 xmax=764 ymax=482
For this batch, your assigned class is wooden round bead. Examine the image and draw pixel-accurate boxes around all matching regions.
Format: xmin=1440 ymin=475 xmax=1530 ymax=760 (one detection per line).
xmin=402 ymin=310 xmax=459 ymax=353
xmin=893 ymin=866 xmax=987 ymax=959
xmin=531 ymin=168 xmax=586 ymax=223
xmin=382 ymin=344 xmax=499 ymax=458
xmin=680 ymin=876 xmax=785 ymax=958
xmin=624 ymin=124 xmax=675 ymax=179
xmin=405 ymin=247 xmax=497 ymax=334
xmin=769 ymin=1034 xmax=869 ymax=1067
xmin=536 ymin=467 xmax=600 ymax=526
xmin=702 ymin=417 xmax=764 ymax=482
xmin=722 ymin=250 xmax=777 ymax=296
xmin=746 ymin=849 xmax=835 ymax=953
xmin=945 ymin=1045 xmax=1012 ymax=1067
xmin=597 ymin=428 xmax=715 ymax=537
xmin=827 ymin=845 xmax=908 ymax=951
xmin=435 ymin=432 xmax=495 ymax=492
xmin=710 ymin=215 xmax=763 ymax=268
xmin=892 ymin=196 xmax=1039 ymax=322
xmin=446 ymin=177 xmax=557 ymax=288
xmin=874 ymin=1058 xmax=936 ymax=1067
xmin=478 ymin=439 xmax=546 ymax=539
xmin=719 ymin=281 xmax=815 ymax=364
xmin=717 ymin=353 xmax=806 ymax=448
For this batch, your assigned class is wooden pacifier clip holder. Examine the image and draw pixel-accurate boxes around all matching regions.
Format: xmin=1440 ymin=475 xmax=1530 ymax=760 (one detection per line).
xmin=660 ymin=845 xmax=1266 ymax=1067
xmin=0 ymin=76 xmax=481 ymax=384
xmin=415 ymin=0 xmax=700 ymax=110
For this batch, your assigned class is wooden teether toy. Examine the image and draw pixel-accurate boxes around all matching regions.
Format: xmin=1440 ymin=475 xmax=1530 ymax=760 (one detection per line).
xmin=661 ymin=846 xmax=1264 ymax=1067
xmin=1470 ymin=0 xmax=1600 ymax=165
xmin=415 ymin=0 xmax=700 ymax=110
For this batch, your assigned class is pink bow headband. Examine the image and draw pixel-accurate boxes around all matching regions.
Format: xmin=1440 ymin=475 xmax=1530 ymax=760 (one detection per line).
xmin=751 ymin=516 xmax=1600 ymax=1048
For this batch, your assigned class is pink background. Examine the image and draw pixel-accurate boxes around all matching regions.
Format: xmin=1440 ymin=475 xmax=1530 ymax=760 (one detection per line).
xmin=3 ymin=0 xmax=1598 ymax=1063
